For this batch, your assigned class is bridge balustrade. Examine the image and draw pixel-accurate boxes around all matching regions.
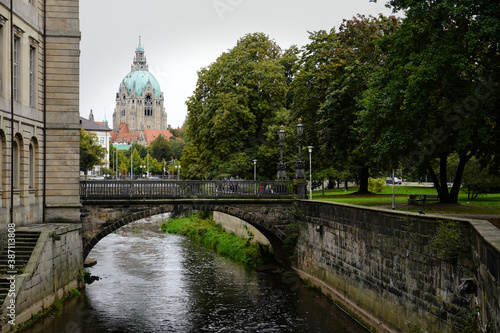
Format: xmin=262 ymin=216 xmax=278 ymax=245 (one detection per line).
xmin=80 ymin=180 xmax=295 ymax=200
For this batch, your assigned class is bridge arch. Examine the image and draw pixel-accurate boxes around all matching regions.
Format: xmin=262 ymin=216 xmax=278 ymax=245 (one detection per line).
xmin=81 ymin=200 xmax=295 ymax=263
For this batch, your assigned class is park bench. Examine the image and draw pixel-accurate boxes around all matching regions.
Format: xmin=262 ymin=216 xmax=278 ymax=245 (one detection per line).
xmin=408 ymin=194 xmax=440 ymax=205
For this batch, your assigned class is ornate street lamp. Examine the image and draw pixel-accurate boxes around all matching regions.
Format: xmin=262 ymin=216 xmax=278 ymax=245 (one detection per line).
xmin=276 ymin=125 xmax=287 ymax=180
xmin=294 ymin=119 xmax=305 ymax=179
xmin=307 ymin=146 xmax=314 ymax=200
xmin=253 ymin=159 xmax=257 ymax=181
xmin=147 ymin=149 xmax=150 ymax=178
xmin=175 ymin=165 xmax=181 ymax=179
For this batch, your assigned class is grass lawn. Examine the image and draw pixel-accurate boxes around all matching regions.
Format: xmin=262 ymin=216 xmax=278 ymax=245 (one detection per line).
xmin=312 ymin=185 xmax=500 ymax=215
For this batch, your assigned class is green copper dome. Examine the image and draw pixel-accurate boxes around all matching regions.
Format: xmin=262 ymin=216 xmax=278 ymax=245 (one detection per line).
xmin=120 ymin=70 xmax=161 ymax=98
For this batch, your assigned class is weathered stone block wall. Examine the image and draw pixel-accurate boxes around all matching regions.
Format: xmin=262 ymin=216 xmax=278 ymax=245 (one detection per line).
xmin=44 ymin=0 xmax=81 ymax=223
xmin=469 ymin=219 xmax=500 ymax=332
xmin=296 ymin=201 xmax=499 ymax=333
xmin=1 ymin=224 xmax=83 ymax=332
xmin=213 ymin=212 xmax=270 ymax=247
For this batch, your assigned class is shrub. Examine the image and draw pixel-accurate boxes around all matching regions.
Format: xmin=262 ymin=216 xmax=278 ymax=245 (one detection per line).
xmin=430 ymin=221 xmax=470 ymax=260
xmin=368 ymin=177 xmax=385 ymax=193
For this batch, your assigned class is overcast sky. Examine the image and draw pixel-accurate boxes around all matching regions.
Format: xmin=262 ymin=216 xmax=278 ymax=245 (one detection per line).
xmin=80 ymin=0 xmax=396 ymax=129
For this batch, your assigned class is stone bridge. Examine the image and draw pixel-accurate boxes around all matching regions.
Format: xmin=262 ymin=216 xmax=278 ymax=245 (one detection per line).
xmin=80 ymin=180 xmax=301 ymax=262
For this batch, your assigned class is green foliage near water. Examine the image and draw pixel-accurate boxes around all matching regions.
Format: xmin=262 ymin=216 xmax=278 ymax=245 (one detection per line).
xmin=451 ymin=305 xmax=481 ymax=333
xmin=161 ymin=212 xmax=269 ymax=268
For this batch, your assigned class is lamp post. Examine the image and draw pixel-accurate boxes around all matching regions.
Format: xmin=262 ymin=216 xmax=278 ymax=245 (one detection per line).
xmin=175 ymin=165 xmax=181 ymax=179
xmin=307 ymin=146 xmax=313 ymax=200
xmin=392 ymin=169 xmax=395 ymax=210
xmin=147 ymin=149 xmax=150 ymax=178
xmin=130 ymin=146 xmax=133 ymax=180
xmin=295 ymin=119 xmax=305 ymax=179
xmin=276 ymin=125 xmax=286 ymax=180
xmin=253 ymin=159 xmax=257 ymax=181
xmin=116 ymin=149 xmax=119 ymax=179
xmin=294 ymin=119 xmax=306 ymax=198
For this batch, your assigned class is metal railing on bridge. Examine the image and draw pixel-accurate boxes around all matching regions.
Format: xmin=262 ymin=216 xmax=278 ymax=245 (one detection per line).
xmin=80 ymin=180 xmax=295 ymax=200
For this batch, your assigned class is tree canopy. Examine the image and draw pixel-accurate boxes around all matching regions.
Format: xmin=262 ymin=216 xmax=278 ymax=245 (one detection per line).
xmin=178 ymin=2 xmax=498 ymax=199
xmin=183 ymin=32 xmax=288 ymax=180
xmin=80 ymin=129 xmax=107 ymax=175
xmin=360 ymin=0 xmax=500 ymax=202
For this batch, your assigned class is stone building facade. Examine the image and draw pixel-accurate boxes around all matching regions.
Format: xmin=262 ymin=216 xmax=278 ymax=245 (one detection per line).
xmin=112 ymin=38 xmax=168 ymax=146
xmin=0 ymin=0 xmax=81 ymax=248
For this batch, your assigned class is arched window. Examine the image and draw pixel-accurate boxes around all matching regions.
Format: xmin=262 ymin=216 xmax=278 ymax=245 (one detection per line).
xmin=29 ymin=139 xmax=37 ymax=189
xmin=12 ymin=139 xmax=20 ymax=189
xmin=144 ymin=93 xmax=153 ymax=117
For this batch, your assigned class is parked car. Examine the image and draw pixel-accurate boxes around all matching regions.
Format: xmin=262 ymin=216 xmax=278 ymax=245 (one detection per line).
xmin=386 ymin=177 xmax=402 ymax=185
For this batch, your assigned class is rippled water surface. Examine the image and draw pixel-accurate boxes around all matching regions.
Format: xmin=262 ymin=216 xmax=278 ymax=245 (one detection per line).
xmin=27 ymin=217 xmax=367 ymax=333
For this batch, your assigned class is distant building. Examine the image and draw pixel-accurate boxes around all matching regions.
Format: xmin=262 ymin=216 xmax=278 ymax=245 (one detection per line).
xmin=80 ymin=110 xmax=112 ymax=175
xmin=112 ymin=37 xmax=169 ymax=146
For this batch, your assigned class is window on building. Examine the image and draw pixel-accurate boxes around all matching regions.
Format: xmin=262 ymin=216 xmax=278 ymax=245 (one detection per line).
xmin=122 ymin=110 xmax=125 ymax=117
xmin=0 ymin=21 xmax=4 ymax=97
xmin=144 ymin=94 xmax=153 ymax=117
xmin=99 ymin=136 xmax=105 ymax=145
xmin=29 ymin=141 xmax=35 ymax=189
xmin=13 ymin=36 xmax=19 ymax=102
xmin=13 ymin=139 xmax=20 ymax=189
xmin=0 ymin=132 xmax=3 ymax=190
xmin=29 ymin=47 xmax=35 ymax=107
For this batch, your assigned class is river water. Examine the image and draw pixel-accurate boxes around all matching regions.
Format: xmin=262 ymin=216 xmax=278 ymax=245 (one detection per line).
xmin=26 ymin=216 xmax=367 ymax=333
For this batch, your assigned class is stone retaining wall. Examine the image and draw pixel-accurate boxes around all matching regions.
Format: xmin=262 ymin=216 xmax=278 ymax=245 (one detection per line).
xmin=1 ymin=224 xmax=83 ymax=332
xmin=296 ymin=201 xmax=500 ymax=332
xmin=213 ymin=212 xmax=270 ymax=247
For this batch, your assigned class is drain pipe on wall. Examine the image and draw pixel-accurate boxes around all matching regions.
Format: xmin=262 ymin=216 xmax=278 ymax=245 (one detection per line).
xmin=9 ymin=0 xmax=14 ymax=226
xmin=42 ymin=0 xmax=47 ymax=223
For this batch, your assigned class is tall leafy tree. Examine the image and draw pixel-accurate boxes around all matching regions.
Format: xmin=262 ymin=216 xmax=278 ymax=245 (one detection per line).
xmin=318 ymin=15 xmax=400 ymax=193
xmin=290 ymin=15 xmax=399 ymax=192
xmin=80 ymin=129 xmax=107 ymax=175
xmin=361 ymin=0 xmax=500 ymax=203
xmin=183 ymin=33 xmax=288 ymax=179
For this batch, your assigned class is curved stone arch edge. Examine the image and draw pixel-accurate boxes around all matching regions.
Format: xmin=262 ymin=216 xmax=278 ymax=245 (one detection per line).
xmin=82 ymin=204 xmax=290 ymax=261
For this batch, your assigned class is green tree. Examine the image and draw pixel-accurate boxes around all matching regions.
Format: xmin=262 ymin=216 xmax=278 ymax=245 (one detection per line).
xmin=360 ymin=0 xmax=499 ymax=203
xmin=80 ymin=129 xmax=107 ymax=175
xmin=183 ymin=32 xmax=288 ymax=179
xmin=290 ymin=15 xmax=399 ymax=193
xmin=150 ymin=134 xmax=184 ymax=163
xmin=448 ymin=154 xmax=500 ymax=200
xmin=150 ymin=134 xmax=172 ymax=162
xmin=317 ymin=15 xmax=399 ymax=193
